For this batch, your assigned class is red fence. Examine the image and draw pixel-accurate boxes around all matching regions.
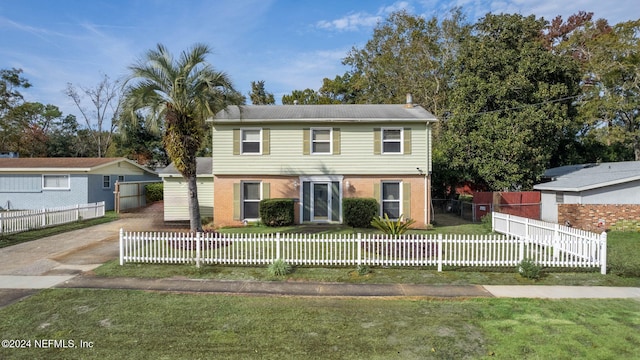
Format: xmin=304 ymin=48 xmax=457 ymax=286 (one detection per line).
xmin=473 ymin=192 xmax=540 ymax=221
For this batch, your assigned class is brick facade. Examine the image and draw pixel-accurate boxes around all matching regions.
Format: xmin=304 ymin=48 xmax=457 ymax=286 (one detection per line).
xmin=558 ymin=204 xmax=640 ymax=231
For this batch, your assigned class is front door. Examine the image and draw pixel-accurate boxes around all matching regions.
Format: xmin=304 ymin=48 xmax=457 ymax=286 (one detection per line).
xmin=312 ymin=183 xmax=330 ymax=221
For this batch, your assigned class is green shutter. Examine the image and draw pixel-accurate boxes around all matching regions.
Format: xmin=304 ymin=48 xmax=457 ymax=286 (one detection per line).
xmin=373 ymin=128 xmax=381 ymax=155
xmin=403 ymin=128 xmax=411 ymax=155
xmin=332 ymin=128 xmax=341 ymax=155
xmin=302 ymin=182 xmax=311 ymax=221
xmin=331 ymin=181 xmax=340 ymax=221
xmin=233 ymin=129 xmax=240 ymax=155
xmin=262 ymin=182 xmax=270 ymax=199
xmin=402 ymin=182 xmax=411 ymax=219
xmin=233 ymin=182 xmax=241 ymax=220
xmin=303 ymin=128 xmax=310 ymax=155
xmin=373 ymin=182 xmax=381 ymax=214
xmin=262 ymin=128 xmax=270 ymax=155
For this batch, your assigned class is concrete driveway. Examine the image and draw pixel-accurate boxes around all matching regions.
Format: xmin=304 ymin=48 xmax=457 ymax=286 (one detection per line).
xmin=0 ymin=202 xmax=178 ymax=277
xmin=0 ymin=201 xmax=186 ymax=307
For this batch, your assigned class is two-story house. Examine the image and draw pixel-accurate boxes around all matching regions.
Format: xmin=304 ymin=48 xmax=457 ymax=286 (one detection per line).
xmin=209 ymin=101 xmax=438 ymax=228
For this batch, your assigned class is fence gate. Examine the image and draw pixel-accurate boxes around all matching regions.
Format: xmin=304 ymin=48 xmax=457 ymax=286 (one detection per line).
xmin=114 ymin=181 xmax=161 ymax=213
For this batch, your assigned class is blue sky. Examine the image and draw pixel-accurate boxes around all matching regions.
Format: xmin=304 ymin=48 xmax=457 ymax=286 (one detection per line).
xmin=1 ymin=0 xmax=639 ymax=119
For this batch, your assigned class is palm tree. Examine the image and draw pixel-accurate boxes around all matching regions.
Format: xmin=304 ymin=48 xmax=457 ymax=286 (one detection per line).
xmin=122 ymin=43 xmax=244 ymax=232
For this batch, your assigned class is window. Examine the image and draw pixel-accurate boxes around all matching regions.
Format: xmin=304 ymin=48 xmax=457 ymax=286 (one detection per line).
xmin=556 ymin=192 xmax=564 ymax=204
xmin=241 ymin=129 xmax=261 ymax=154
xmin=242 ymin=182 xmax=261 ymax=219
xmin=381 ymin=181 xmax=401 ymax=219
xmin=103 ymin=175 xmax=111 ymax=189
xmin=311 ymin=128 xmax=331 ymax=154
xmin=382 ymin=128 xmax=402 ymax=153
xmin=43 ymin=174 xmax=70 ymax=190
xmin=117 ymin=175 xmax=125 ymax=182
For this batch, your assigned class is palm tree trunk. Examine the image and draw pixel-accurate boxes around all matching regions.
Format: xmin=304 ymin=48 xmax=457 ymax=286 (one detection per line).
xmin=187 ymin=174 xmax=203 ymax=232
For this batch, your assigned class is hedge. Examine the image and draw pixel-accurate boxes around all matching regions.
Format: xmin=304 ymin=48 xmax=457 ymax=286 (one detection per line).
xmin=259 ymin=198 xmax=295 ymax=227
xmin=343 ymin=198 xmax=379 ymax=228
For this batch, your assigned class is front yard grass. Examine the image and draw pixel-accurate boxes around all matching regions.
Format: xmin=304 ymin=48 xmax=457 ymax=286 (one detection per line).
xmin=1 ymin=288 xmax=639 ymax=359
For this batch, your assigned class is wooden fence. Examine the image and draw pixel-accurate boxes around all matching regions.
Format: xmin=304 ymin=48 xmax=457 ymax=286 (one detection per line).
xmin=114 ymin=181 xmax=161 ymax=213
xmin=0 ymin=202 xmax=105 ymax=235
xmin=120 ymin=215 xmax=607 ymax=273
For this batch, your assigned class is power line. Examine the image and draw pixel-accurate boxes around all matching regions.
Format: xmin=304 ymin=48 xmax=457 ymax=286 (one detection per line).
xmin=444 ymin=94 xmax=581 ymax=119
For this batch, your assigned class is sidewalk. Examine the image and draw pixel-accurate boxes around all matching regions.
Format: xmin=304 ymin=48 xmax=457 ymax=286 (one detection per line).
xmin=54 ymin=276 xmax=640 ymax=299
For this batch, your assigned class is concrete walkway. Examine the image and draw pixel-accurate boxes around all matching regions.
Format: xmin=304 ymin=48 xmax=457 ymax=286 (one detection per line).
xmin=1 ymin=202 xmax=639 ymax=307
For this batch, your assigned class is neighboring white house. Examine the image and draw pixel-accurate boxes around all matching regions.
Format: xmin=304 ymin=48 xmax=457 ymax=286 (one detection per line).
xmin=534 ymin=161 xmax=640 ymax=223
xmin=159 ymin=157 xmax=213 ymax=221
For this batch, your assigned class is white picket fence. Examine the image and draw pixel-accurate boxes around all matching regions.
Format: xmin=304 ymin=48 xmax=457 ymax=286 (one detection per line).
xmin=492 ymin=212 xmax=607 ymax=274
xmin=0 ymin=202 xmax=105 ymax=235
xmin=119 ymin=213 xmax=607 ymax=273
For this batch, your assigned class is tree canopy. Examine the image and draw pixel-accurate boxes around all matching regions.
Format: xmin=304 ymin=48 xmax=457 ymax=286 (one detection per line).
xmin=249 ymin=80 xmax=275 ymax=105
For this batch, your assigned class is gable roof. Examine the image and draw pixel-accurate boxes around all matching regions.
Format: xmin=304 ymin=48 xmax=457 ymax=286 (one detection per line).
xmin=210 ymin=104 xmax=438 ymax=124
xmin=159 ymin=157 xmax=213 ymax=177
xmin=0 ymin=157 xmax=156 ymax=174
xmin=534 ymin=161 xmax=640 ymax=192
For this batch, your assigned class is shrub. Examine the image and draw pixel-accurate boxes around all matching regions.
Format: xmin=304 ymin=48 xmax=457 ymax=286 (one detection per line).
xmin=268 ymin=259 xmax=292 ymax=277
xmin=518 ymin=258 xmax=542 ymax=280
xmin=145 ymin=182 xmax=163 ymax=202
xmin=343 ymin=198 xmax=378 ymax=228
xmin=370 ymin=214 xmax=416 ymax=236
xmin=259 ymin=198 xmax=294 ymax=227
xmin=356 ymin=264 xmax=371 ymax=276
xmin=480 ymin=214 xmax=492 ymax=232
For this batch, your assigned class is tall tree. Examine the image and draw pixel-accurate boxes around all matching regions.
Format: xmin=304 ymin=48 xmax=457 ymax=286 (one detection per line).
xmin=122 ymin=43 xmax=244 ymax=232
xmin=577 ymin=19 xmax=640 ymax=160
xmin=47 ymin=114 xmax=83 ymax=157
xmin=281 ymin=88 xmax=327 ymax=104
xmin=343 ymin=8 xmax=468 ymax=116
xmin=112 ymin=112 xmax=168 ymax=168
xmin=318 ymin=73 xmax=360 ymax=104
xmin=8 ymin=102 xmax=65 ymax=157
xmin=65 ymin=74 xmax=122 ymax=157
xmin=0 ymin=68 xmax=31 ymax=153
xmin=441 ymin=13 xmax=581 ymax=191
xmin=249 ymin=80 xmax=275 ymax=105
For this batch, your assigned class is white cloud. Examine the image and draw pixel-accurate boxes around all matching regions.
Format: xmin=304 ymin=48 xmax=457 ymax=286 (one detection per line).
xmin=316 ymin=1 xmax=413 ymax=32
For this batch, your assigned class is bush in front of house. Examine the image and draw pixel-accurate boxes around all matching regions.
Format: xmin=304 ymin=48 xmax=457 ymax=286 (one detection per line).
xmin=268 ymin=259 xmax=292 ymax=277
xmin=371 ymin=214 xmax=416 ymax=236
xmin=343 ymin=198 xmax=379 ymax=228
xmin=259 ymin=198 xmax=295 ymax=227
xmin=145 ymin=183 xmax=163 ymax=202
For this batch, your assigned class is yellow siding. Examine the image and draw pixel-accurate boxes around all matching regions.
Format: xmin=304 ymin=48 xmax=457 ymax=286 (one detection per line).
xmin=87 ymin=162 xmax=148 ymax=175
xmin=212 ymin=123 xmax=431 ymax=175
xmin=163 ymin=177 xmax=213 ymax=221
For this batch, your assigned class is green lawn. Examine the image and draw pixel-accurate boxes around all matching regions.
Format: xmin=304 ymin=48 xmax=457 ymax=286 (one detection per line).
xmin=1 ymin=289 xmax=639 ymax=359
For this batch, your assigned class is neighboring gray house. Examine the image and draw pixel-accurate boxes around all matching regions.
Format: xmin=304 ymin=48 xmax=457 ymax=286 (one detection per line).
xmin=0 ymin=157 xmax=159 ymax=211
xmin=534 ymin=161 xmax=640 ymax=223
xmin=158 ymin=157 xmax=213 ymax=222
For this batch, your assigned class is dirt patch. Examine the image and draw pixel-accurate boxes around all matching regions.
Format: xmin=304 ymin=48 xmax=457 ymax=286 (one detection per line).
xmin=0 ymin=289 xmax=38 ymax=309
